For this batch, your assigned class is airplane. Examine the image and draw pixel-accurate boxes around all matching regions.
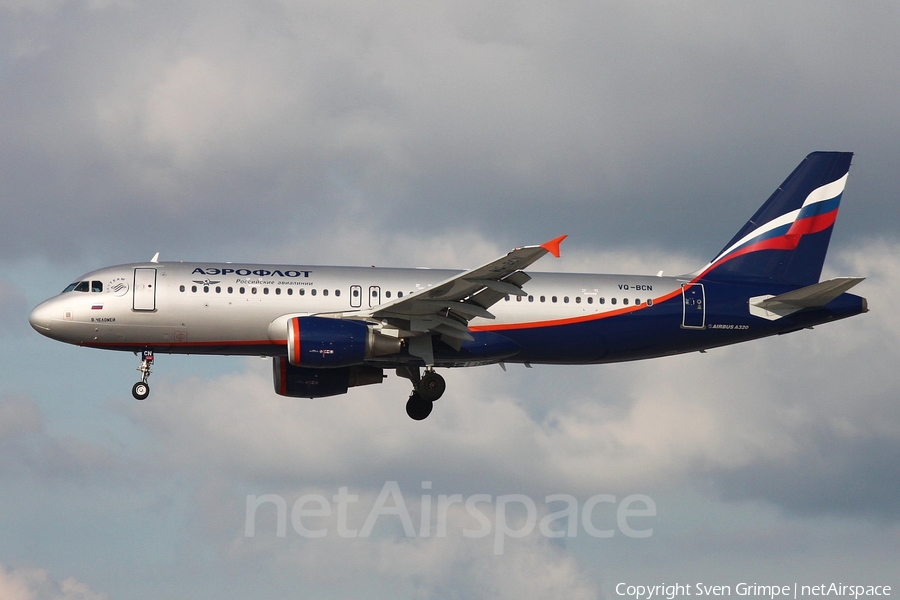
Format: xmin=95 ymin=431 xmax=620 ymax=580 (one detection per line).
xmin=29 ymin=151 xmax=867 ymax=420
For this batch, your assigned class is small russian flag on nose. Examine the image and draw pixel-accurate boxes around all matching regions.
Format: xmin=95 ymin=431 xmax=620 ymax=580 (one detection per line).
xmin=92 ymin=304 xmax=103 ymax=310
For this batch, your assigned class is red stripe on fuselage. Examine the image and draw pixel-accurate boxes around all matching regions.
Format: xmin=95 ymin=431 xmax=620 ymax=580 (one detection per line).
xmin=81 ymin=339 xmax=283 ymax=348
xmin=471 ymin=288 xmax=684 ymax=332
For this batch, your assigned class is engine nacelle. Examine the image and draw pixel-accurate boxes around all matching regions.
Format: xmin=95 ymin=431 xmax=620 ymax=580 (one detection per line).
xmin=273 ymin=358 xmax=384 ymax=398
xmin=286 ymin=316 xmax=401 ymax=368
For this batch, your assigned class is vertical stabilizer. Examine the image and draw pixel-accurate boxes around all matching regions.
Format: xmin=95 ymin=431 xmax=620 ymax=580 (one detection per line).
xmin=697 ymin=151 xmax=853 ymax=286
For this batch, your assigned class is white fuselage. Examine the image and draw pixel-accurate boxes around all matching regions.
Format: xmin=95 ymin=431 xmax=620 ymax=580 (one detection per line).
xmin=29 ymin=261 xmax=679 ymax=359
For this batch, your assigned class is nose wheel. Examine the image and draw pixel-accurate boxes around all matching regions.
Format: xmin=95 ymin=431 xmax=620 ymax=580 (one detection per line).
xmin=132 ymin=381 xmax=150 ymax=400
xmin=398 ymin=366 xmax=445 ymax=420
xmin=132 ymin=350 xmax=154 ymax=400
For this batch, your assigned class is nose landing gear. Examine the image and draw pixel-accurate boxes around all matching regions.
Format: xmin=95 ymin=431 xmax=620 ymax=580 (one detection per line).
xmin=398 ymin=366 xmax=445 ymax=420
xmin=132 ymin=350 xmax=154 ymax=400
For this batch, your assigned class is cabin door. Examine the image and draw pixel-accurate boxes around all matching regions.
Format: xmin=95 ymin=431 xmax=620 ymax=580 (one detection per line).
xmin=133 ymin=268 xmax=157 ymax=311
xmin=681 ymin=283 xmax=705 ymax=329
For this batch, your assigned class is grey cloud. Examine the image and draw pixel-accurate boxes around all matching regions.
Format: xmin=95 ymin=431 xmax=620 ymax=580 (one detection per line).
xmin=0 ymin=394 xmax=42 ymax=438
xmin=707 ymin=428 xmax=900 ymax=520
xmin=691 ymin=244 xmax=900 ymax=520
xmin=225 ymin=489 xmax=601 ymax=600
xmin=1 ymin=1 xmax=899 ymax=266
xmin=0 ymin=279 xmax=31 ymax=337
xmin=0 ymin=395 xmax=128 ymax=481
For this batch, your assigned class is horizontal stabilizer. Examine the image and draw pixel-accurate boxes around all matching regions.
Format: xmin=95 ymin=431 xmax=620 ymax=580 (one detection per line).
xmin=749 ymin=277 xmax=864 ymax=320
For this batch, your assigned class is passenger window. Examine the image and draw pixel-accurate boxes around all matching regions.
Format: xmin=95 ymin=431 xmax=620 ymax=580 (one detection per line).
xmin=263 ymin=287 xmax=269 ymax=295
xmin=323 ymin=289 xmax=329 ymax=297
xmin=575 ymin=297 xmax=581 ymax=304
xmin=287 ymin=288 xmax=293 ymax=295
xmin=564 ymin=296 xmax=569 ymax=303
xmin=240 ymin=287 xmax=245 ymax=294
xmin=312 ymin=289 xmax=317 ymax=296
xmin=299 ymin=289 xmax=305 ymax=296
xmin=91 ymin=281 xmax=103 ymax=292
xmin=353 ymin=289 xmax=360 ymax=298
xmin=179 ymin=285 xmax=185 ymax=292
xmin=251 ymin=287 xmax=257 ymax=294
xmin=216 ymin=286 xmax=221 ymax=293
xmin=275 ymin=288 xmax=281 ymax=295
xmin=599 ymin=298 xmax=605 ymax=305
xmin=587 ymin=297 xmax=593 ymax=304
xmin=647 ymin=299 xmax=653 ymax=306
xmin=191 ymin=285 xmax=198 ymax=293
xmin=74 ymin=281 xmax=90 ymax=293
xmin=335 ymin=289 xmax=341 ymax=297
xmin=551 ymin=296 xmax=557 ymax=303
xmin=540 ymin=296 xmax=546 ymax=302
xmin=516 ymin=296 xmax=522 ymax=302
xmin=398 ymin=292 xmax=403 ymax=298
xmin=227 ymin=287 xmax=233 ymax=294
xmin=528 ymin=295 xmax=534 ymax=302
xmin=611 ymin=298 xmax=617 ymax=305
xmin=386 ymin=291 xmax=392 ymax=299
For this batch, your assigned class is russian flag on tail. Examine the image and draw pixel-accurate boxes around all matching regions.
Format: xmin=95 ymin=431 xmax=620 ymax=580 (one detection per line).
xmin=697 ymin=152 xmax=852 ymax=286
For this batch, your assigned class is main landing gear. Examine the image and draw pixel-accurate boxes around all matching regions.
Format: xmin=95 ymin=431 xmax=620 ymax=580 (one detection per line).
xmin=132 ymin=350 xmax=154 ymax=400
xmin=398 ymin=366 xmax=446 ymax=421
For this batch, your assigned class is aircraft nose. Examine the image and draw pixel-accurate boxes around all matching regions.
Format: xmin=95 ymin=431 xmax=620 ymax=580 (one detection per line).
xmin=29 ymin=302 xmax=53 ymax=334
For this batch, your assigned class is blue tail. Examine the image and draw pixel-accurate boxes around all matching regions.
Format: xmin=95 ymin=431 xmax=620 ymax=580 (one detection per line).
xmin=698 ymin=151 xmax=853 ymax=286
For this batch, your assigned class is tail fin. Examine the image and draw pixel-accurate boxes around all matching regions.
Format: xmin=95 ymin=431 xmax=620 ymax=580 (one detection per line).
xmin=698 ymin=151 xmax=853 ymax=286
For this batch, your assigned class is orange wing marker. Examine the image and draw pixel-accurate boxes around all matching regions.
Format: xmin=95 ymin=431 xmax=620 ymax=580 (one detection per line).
xmin=540 ymin=234 xmax=568 ymax=258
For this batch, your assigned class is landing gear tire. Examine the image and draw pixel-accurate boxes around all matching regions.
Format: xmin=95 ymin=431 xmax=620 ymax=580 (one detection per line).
xmin=417 ymin=371 xmax=446 ymax=402
xmin=406 ymin=392 xmax=433 ymax=421
xmin=132 ymin=349 xmax=154 ymax=401
xmin=132 ymin=382 xmax=150 ymax=400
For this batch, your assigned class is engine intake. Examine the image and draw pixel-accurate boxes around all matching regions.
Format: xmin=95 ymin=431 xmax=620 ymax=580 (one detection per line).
xmin=286 ymin=316 xmax=401 ymax=367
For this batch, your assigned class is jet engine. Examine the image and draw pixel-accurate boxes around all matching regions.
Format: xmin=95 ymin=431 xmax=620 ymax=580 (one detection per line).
xmin=286 ymin=316 xmax=401 ymax=368
xmin=273 ymin=358 xmax=385 ymax=398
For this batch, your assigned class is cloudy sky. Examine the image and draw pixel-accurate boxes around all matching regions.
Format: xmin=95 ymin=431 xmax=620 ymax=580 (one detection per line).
xmin=2 ymin=1 xmax=899 ymax=598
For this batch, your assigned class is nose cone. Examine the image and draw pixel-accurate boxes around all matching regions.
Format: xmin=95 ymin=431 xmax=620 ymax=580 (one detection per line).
xmin=29 ymin=301 xmax=53 ymax=335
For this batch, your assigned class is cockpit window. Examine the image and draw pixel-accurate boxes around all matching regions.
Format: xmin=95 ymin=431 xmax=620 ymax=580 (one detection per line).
xmin=73 ymin=281 xmax=90 ymax=293
xmin=91 ymin=281 xmax=103 ymax=292
xmin=62 ymin=282 xmax=79 ymax=293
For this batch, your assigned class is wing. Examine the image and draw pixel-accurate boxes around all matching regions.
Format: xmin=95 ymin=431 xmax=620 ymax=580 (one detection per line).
xmin=358 ymin=235 xmax=567 ymax=362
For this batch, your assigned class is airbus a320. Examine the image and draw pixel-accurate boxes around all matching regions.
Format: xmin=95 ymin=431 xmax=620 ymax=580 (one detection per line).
xmin=29 ymin=152 xmax=867 ymax=419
